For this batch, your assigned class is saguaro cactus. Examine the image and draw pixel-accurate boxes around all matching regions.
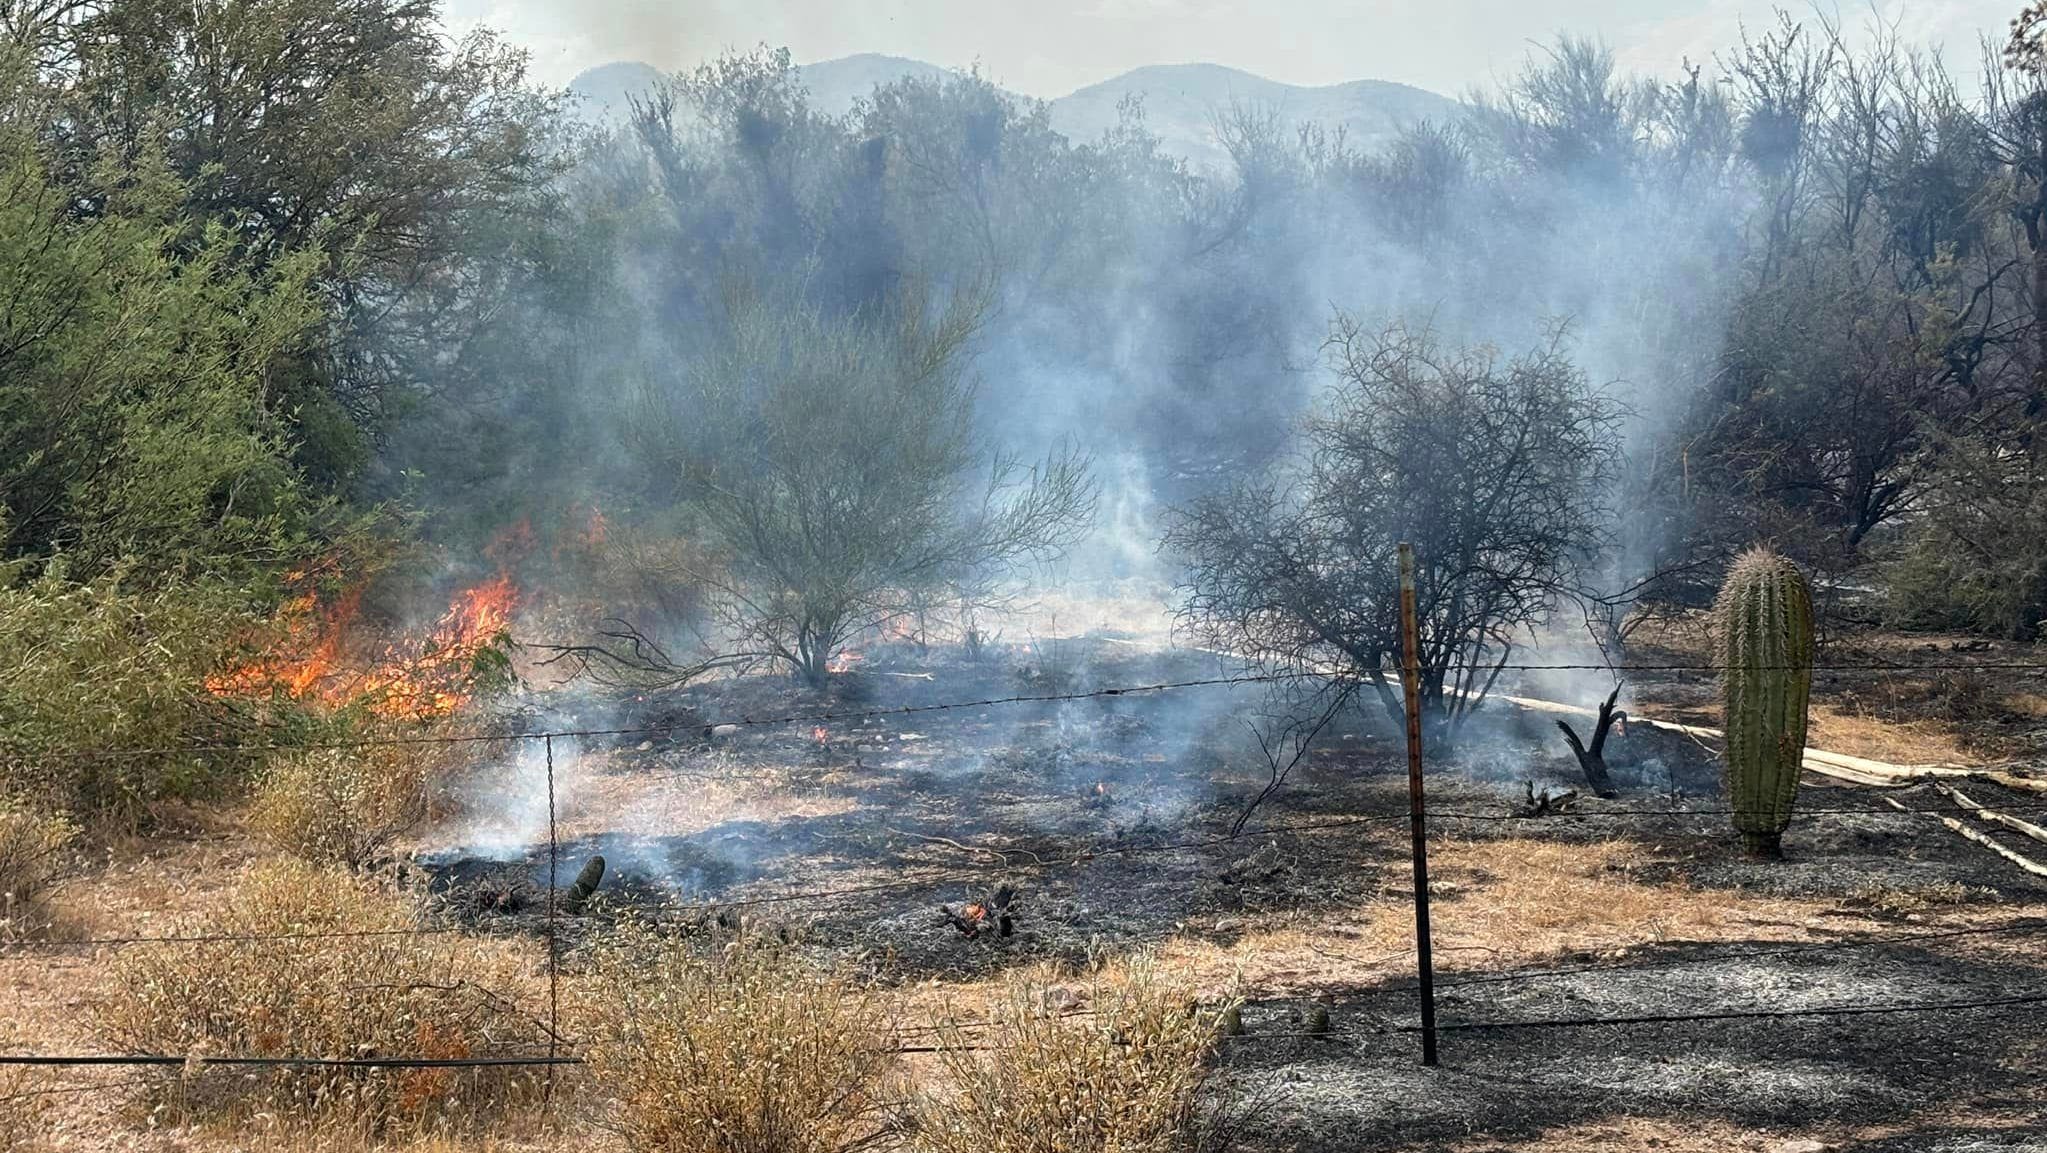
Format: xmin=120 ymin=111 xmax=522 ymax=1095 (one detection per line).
xmin=1715 ymin=548 xmax=1815 ymax=858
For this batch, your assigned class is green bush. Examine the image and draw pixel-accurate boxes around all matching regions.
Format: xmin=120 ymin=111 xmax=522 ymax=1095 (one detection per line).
xmin=0 ymin=562 xmax=263 ymax=815
xmin=1881 ymin=437 xmax=2047 ymax=639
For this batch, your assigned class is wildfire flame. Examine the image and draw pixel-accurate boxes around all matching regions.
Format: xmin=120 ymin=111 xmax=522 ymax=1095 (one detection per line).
xmin=208 ymin=528 xmax=527 ymax=720
xmin=812 ymin=726 xmax=830 ymax=745
xmin=204 ymin=561 xmax=358 ymax=700
xmin=356 ymin=574 xmax=518 ymax=719
xmin=827 ymin=649 xmax=863 ymax=675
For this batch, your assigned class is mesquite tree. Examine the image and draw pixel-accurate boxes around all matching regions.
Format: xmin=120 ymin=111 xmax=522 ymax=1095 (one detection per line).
xmin=1167 ymin=316 xmax=1622 ymax=742
xmin=638 ymin=284 xmax=1096 ymax=685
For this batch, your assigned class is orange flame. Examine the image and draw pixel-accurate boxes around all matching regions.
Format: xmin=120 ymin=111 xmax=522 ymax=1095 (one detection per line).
xmin=812 ymin=726 xmax=830 ymax=745
xmin=204 ymin=564 xmax=358 ymax=699
xmin=827 ymin=649 xmax=863 ymax=675
xmin=357 ymin=574 xmax=518 ymax=720
xmin=209 ymin=527 xmax=527 ymax=719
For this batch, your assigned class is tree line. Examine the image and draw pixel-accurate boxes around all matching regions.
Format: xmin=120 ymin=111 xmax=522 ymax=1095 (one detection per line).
xmin=7 ymin=0 xmax=2047 ymax=807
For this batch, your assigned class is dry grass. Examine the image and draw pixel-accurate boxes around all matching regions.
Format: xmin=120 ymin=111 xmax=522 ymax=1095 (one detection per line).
xmin=0 ymin=793 xmax=76 ymax=938
xmin=1158 ymin=836 xmax=1827 ymax=995
xmin=0 ymin=1067 xmax=43 ymax=1152
xmin=1444 ymin=1115 xmax=1780 ymax=1152
xmin=1841 ymin=877 xmax=1988 ymax=916
xmin=908 ymin=957 xmax=1235 ymax=1153
xmin=576 ymin=928 xmax=896 ymax=1153
xmin=91 ymin=858 xmax=550 ymax=1138
xmin=2002 ymin=690 xmax=2047 ymax=718
xmin=1807 ymin=702 xmax=1972 ymax=763
xmin=249 ymin=737 xmax=465 ymax=869
xmin=1424 ymin=837 xmax=1811 ymax=960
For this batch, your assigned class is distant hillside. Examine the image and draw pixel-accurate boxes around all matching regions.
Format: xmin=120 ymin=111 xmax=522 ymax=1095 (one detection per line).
xmin=796 ymin=53 xmax=951 ymax=116
xmin=567 ymin=56 xmax=1459 ymax=165
xmin=1050 ymin=63 xmax=1458 ymax=172
xmin=566 ymin=60 xmax=663 ymax=120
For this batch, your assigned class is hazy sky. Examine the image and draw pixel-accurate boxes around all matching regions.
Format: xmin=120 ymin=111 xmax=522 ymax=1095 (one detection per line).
xmin=442 ymin=0 xmax=2021 ymax=95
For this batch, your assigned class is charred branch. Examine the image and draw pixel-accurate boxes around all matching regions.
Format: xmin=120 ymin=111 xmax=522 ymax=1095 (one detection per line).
xmin=1554 ymin=684 xmax=1626 ymax=798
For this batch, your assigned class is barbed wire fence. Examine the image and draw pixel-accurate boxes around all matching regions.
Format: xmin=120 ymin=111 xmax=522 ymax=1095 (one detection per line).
xmin=7 ymin=657 xmax=2047 ymax=1105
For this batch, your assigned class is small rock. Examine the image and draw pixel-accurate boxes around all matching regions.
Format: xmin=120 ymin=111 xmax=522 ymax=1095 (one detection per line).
xmin=1768 ymin=1140 xmax=1834 ymax=1153
xmin=636 ymin=740 xmax=654 ymax=751
xmin=1042 ymin=985 xmax=1084 ymax=1011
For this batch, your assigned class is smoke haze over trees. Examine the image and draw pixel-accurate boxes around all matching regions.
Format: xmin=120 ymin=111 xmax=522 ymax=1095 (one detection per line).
xmin=11 ymin=0 xmax=2047 ymax=804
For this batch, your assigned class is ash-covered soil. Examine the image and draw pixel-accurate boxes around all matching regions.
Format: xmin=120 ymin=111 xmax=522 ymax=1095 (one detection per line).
xmin=413 ymin=634 xmax=2047 ymax=1151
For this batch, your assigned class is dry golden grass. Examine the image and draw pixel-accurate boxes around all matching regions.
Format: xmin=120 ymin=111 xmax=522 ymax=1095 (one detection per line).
xmin=1445 ymin=1115 xmax=1781 ymax=1152
xmin=250 ymin=736 xmax=465 ymax=869
xmin=0 ymin=1067 xmax=43 ymax=1152
xmin=908 ymin=957 xmax=1234 ymax=1153
xmin=576 ymin=928 xmax=896 ymax=1153
xmin=1157 ymin=837 xmax=1826 ymax=996
xmin=1424 ymin=837 xmax=1814 ymax=960
xmin=1807 ymin=702 xmax=1971 ymax=763
xmin=91 ymin=858 xmax=550 ymax=1139
xmin=0 ymin=794 xmax=76 ymax=938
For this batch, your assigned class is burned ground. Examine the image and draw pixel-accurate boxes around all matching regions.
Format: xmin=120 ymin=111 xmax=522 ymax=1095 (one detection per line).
xmin=391 ymin=631 xmax=2047 ymax=1151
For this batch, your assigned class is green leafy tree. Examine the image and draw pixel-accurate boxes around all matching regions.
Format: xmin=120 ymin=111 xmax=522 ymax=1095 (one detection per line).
xmin=0 ymin=53 xmax=323 ymax=578
xmin=50 ymin=0 xmax=561 ymax=485
xmin=635 ymin=285 xmax=1096 ymax=685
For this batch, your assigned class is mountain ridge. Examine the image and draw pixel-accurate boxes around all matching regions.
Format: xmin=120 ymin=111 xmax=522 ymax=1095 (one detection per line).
xmin=567 ymin=56 xmax=1458 ymax=167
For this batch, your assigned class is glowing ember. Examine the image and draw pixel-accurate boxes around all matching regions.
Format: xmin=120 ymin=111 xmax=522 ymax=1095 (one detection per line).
xmin=827 ymin=649 xmax=864 ymax=675
xmin=812 ymin=726 xmax=830 ymax=745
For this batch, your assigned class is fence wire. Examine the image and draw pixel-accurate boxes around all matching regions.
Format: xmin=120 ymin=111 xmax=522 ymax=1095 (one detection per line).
xmin=10 ymin=660 xmax=2047 ymax=1093
xmin=22 ymin=655 xmax=2047 ymax=762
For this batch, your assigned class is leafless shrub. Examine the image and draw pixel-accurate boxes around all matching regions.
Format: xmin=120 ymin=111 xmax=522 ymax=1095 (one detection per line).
xmin=577 ymin=926 xmax=897 ymax=1152
xmin=962 ymin=612 xmax=995 ymax=662
xmin=1014 ymin=628 xmax=1081 ymax=693
xmin=909 ymin=958 xmax=1241 ymax=1153
xmin=1166 ymin=317 xmax=1621 ymax=743
xmin=93 ymin=859 xmax=550 ymax=1135
xmin=1233 ymin=677 xmax=1358 ymax=833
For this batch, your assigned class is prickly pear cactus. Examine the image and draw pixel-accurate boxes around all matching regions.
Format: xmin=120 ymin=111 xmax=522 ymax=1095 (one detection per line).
xmin=1715 ymin=548 xmax=1814 ymax=858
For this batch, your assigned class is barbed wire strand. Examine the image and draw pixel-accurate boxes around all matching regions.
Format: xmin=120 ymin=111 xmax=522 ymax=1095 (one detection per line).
xmin=24 ymin=657 xmax=2047 ymax=762
xmin=0 ymin=1054 xmax=580 ymax=1069
xmin=12 ymin=985 xmax=2047 ymax=1068
xmin=1382 ymin=917 xmax=2047 ymax=997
